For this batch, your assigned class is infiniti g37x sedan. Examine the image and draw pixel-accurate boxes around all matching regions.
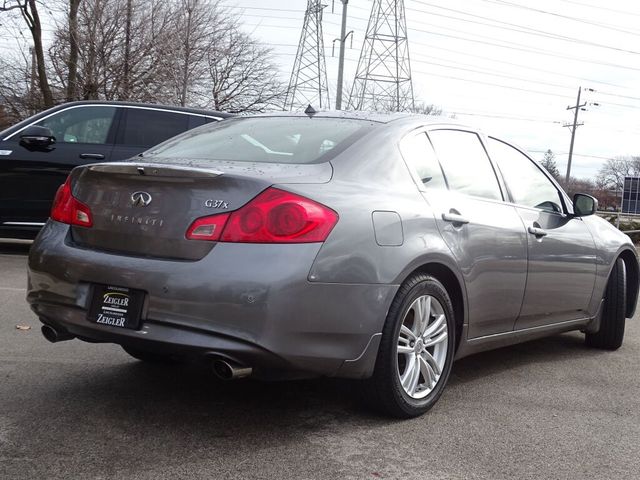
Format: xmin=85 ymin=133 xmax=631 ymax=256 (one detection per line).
xmin=27 ymin=112 xmax=639 ymax=418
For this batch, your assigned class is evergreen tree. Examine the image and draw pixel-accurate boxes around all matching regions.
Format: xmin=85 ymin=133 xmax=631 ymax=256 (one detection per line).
xmin=541 ymin=149 xmax=561 ymax=181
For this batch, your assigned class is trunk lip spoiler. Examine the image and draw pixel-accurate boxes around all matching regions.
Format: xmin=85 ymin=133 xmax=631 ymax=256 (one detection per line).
xmin=85 ymin=162 xmax=224 ymax=178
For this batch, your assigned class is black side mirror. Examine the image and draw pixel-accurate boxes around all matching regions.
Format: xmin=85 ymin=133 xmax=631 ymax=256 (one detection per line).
xmin=19 ymin=125 xmax=56 ymax=151
xmin=573 ymin=193 xmax=597 ymax=217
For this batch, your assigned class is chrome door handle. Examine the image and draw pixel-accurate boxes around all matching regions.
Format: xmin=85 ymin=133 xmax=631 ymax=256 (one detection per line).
xmin=442 ymin=212 xmax=469 ymax=225
xmin=528 ymin=226 xmax=547 ymax=237
xmin=79 ymin=153 xmax=105 ymax=160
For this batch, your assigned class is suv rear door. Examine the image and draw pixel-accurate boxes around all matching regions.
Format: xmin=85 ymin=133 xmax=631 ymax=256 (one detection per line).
xmin=110 ymin=107 xmax=206 ymax=160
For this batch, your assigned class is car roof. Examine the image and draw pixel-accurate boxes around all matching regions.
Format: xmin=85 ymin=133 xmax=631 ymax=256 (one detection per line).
xmin=245 ymin=110 xmax=451 ymax=124
xmin=0 ymin=101 xmax=234 ymax=139
xmin=53 ymin=100 xmax=234 ymax=118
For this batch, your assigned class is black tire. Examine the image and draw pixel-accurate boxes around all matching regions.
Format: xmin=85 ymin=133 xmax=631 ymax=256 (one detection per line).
xmin=586 ymin=257 xmax=627 ymax=350
xmin=121 ymin=345 xmax=181 ymax=364
xmin=363 ymin=273 xmax=456 ymax=418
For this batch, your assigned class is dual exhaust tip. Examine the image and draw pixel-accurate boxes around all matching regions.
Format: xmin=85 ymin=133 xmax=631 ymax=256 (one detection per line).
xmin=41 ymin=324 xmax=74 ymax=343
xmin=41 ymin=324 xmax=253 ymax=380
xmin=212 ymin=359 xmax=252 ymax=380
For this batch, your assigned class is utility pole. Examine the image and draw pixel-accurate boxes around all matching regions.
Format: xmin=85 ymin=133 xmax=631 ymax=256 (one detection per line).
xmin=564 ymin=86 xmax=586 ymax=183
xmin=334 ymin=0 xmax=350 ymax=110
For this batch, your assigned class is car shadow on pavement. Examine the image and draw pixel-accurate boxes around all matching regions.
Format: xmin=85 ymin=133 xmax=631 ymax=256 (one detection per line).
xmin=2 ymin=331 xmax=622 ymax=479
xmin=35 ymin=331 xmax=603 ymax=425
xmin=449 ymin=330 xmax=599 ymax=385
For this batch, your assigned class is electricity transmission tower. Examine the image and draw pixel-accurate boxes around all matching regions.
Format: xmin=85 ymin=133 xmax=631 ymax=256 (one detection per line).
xmin=285 ymin=0 xmax=330 ymax=111
xmin=347 ymin=0 xmax=414 ymax=112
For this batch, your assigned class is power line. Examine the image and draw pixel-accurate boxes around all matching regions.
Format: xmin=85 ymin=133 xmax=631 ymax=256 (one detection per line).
xmin=403 ymin=20 xmax=640 ymax=73
xmin=247 ymin=17 xmax=640 ymax=74
xmin=476 ymin=0 xmax=640 ymax=37
xmin=408 ymin=0 xmax=640 ymax=55
xmin=553 ymin=0 xmax=640 ymax=18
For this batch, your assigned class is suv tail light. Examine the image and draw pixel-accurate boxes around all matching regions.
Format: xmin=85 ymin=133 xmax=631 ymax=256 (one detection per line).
xmin=186 ymin=187 xmax=338 ymax=243
xmin=50 ymin=177 xmax=93 ymax=227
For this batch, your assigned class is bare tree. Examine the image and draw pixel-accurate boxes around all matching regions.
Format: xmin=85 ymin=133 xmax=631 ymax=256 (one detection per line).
xmin=65 ymin=0 xmax=82 ymax=101
xmin=167 ymin=0 xmax=226 ymax=107
xmin=1 ymin=0 xmax=53 ymax=107
xmin=2 ymin=0 xmax=289 ymax=117
xmin=205 ymin=30 xmax=287 ymax=112
xmin=411 ymin=102 xmax=443 ymax=116
xmin=50 ymin=0 xmax=175 ymax=102
xmin=597 ymin=156 xmax=640 ymax=193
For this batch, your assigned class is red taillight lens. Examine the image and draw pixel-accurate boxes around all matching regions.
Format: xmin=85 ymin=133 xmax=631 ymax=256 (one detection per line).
xmin=186 ymin=187 xmax=338 ymax=243
xmin=50 ymin=177 xmax=93 ymax=227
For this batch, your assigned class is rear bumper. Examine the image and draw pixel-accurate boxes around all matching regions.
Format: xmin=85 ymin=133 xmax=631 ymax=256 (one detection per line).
xmin=27 ymin=221 xmax=397 ymax=378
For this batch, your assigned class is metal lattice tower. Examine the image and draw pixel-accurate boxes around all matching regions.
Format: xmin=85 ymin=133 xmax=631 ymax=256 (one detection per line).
xmin=284 ymin=1 xmax=330 ymax=111
xmin=347 ymin=0 xmax=414 ymax=112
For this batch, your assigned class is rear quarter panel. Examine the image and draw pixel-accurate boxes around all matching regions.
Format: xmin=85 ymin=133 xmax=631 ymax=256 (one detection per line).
xmin=289 ymin=123 xmax=468 ymax=328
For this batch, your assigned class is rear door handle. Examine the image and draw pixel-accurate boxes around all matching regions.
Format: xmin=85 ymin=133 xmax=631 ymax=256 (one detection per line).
xmin=442 ymin=212 xmax=469 ymax=225
xmin=527 ymin=226 xmax=548 ymax=237
xmin=79 ymin=153 xmax=105 ymax=160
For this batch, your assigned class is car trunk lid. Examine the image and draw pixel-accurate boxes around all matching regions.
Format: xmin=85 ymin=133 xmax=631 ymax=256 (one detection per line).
xmin=69 ymin=161 xmax=331 ymax=260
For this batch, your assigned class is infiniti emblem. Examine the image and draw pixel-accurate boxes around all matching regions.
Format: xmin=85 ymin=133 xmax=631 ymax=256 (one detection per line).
xmin=131 ymin=191 xmax=152 ymax=207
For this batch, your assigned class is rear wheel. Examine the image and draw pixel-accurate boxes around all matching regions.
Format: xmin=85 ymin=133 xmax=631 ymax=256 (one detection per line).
xmin=121 ymin=345 xmax=181 ymax=364
xmin=586 ymin=258 xmax=627 ymax=350
xmin=364 ymin=273 xmax=456 ymax=418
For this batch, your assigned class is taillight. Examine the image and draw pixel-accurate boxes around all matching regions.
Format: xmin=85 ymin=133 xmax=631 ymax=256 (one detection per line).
xmin=186 ymin=187 xmax=338 ymax=243
xmin=185 ymin=212 xmax=230 ymax=241
xmin=50 ymin=177 xmax=93 ymax=227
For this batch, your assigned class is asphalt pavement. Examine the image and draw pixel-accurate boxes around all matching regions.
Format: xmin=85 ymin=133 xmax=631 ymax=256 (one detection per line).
xmin=1 ymin=243 xmax=639 ymax=479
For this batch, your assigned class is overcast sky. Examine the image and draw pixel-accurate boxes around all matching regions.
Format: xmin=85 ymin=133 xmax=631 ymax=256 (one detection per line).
xmin=228 ymin=0 xmax=640 ymax=179
xmin=2 ymin=0 xmax=639 ymax=179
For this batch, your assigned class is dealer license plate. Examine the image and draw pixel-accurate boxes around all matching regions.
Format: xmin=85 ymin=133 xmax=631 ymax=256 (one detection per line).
xmin=87 ymin=284 xmax=145 ymax=330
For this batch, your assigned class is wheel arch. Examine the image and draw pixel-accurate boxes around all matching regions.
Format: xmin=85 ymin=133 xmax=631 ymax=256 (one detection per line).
xmin=618 ymin=248 xmax=639 ymax=318
xmin=400 ymin=262 xmax=466 ymax=352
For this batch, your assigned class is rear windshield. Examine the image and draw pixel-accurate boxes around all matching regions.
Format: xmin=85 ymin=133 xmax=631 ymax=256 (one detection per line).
xmin=146 ymin=117 xmax=373 ymax=164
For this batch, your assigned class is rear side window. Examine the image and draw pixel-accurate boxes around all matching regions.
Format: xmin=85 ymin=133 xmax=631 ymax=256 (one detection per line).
xmin=428 ymin=129 xmax=502 ymax=201
xmin=489 ymin=138 xmax=563 ymax=213
xmin=399 ymin=132 xmax=446 ymax=189
xmin=120 ymin=108 xmax=189 ymax=147
xmin=148 ymin=117 xmax=372 ymax=164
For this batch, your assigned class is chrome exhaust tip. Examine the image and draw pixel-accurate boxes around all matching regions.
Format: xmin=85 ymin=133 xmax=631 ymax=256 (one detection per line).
xmin=212 ymin=359 xmax=252 ymax=380
xmin=41 ymin=324 xmax=74 ymax=343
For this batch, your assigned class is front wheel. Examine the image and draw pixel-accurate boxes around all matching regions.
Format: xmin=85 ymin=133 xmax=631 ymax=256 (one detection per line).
xmin=363 ymin=273 xmax=456 ymax=418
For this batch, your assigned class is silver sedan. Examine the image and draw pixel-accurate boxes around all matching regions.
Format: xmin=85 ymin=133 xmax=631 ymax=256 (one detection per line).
xmin=27 ymin=112 xmax=639 ymax=418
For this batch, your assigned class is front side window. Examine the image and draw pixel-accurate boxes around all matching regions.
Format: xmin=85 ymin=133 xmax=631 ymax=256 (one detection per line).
xmin=399 ymin=132 xmax=447 ymax=189
xmin=489 ymin=138 xmax=563 ymax=213
xmin=427 ymin=129 xmax=502 ymax=201
xmin=148 ymin=117 xmax=373 ymax=164
xmin=36 ymin=106 xmax=116 ymax=144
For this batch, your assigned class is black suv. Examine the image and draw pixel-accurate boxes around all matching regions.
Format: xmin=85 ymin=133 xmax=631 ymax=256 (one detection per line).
xmin=0 ymin=101 xmax=232 ymax=239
